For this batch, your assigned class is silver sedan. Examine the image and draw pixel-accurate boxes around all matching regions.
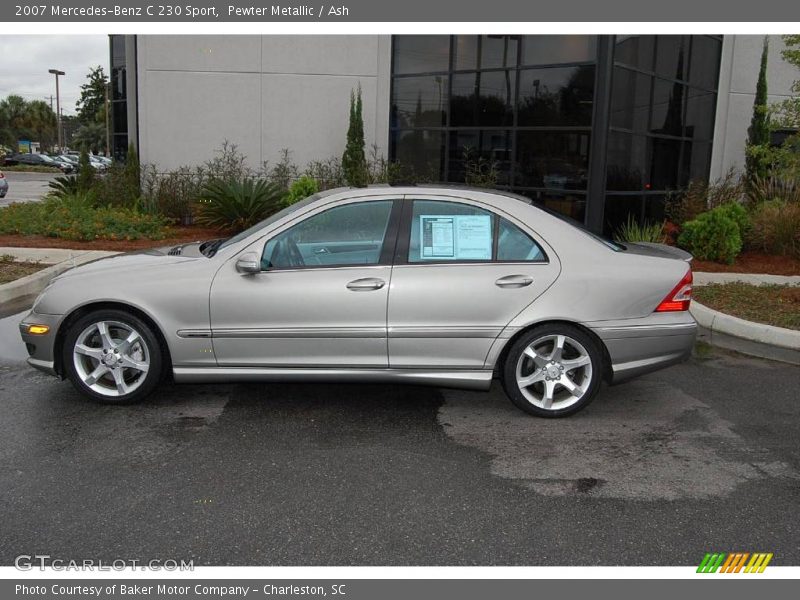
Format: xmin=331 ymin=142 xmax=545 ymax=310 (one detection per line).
xmin=19 ymin=186 xmax=696 ymax=417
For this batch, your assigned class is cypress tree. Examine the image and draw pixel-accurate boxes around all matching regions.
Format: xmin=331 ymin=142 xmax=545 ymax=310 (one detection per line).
xmin=746 ymin=37 xmax=771 ymax=181
xmin=342 ymin=84 xmax=367 ymax=187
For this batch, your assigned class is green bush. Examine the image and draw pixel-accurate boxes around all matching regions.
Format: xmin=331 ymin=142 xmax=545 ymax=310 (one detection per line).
xmin=197 ymin=178 xmax=284 ymax=232
xmin=678 ymin=207 xmax=743 ymax=264
xmin=716 ymin=201 xmax=751 ymax=239
xmin=0 ymin=195 xmax=169 ymax=241
xmin=748 ymin=200 xmax=800 ymax=258
xmin=614 ymin=215 xmax=666 ymax=244
xmin=284 ymin=175 xmax=319 ymax=206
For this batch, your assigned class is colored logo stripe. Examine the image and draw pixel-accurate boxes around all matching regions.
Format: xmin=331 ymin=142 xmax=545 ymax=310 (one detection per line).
xmin=697 ymin=552 xmax=773 ymax=573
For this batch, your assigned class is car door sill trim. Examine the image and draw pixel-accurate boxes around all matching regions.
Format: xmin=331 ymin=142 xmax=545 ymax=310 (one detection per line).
xmin=172 ymin=367 xmax=493 ymax=390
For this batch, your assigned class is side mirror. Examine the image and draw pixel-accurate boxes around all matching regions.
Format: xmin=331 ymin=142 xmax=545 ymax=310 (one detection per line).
xmin=235 ymin=252 xmax=261 ymax=274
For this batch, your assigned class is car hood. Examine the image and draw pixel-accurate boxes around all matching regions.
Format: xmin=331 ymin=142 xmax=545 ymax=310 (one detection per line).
xmin=51 ymin=244 xmax=205 ymax=282
xmin=624 ymin=242 xmax=692 ymax=262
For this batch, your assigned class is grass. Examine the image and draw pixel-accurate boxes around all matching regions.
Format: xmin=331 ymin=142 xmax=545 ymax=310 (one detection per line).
xmin=1 ymin=164 xmax=62 ymax=173
xmin=0 ymin=256 xmax=47 ymax=284
xmin=694 ymin=283 xmax=800 ymax=331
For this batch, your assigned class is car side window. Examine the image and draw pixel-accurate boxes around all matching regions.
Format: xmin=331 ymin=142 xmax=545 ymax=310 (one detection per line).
xmin=497 ymin=217 xmax=546 ymax=262
xmin=408 ymin=200 xmax=494 ymax=263
xmin=262 ymin=200 xmax=394 ymax=270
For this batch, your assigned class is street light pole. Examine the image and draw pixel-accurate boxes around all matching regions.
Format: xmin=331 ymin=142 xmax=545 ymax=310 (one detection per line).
xmin=48 ymin=69 xmax=65 ymax=151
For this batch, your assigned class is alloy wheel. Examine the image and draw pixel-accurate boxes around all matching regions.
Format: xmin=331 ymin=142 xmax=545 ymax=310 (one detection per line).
xmin=515 ymin=334 xmax=593 ymax=411
xmin=72 ymin=320 xmax=150 ymax=397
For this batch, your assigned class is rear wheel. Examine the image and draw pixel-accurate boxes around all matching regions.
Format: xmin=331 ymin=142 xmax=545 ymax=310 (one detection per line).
xmin=62 ymin=309 xmax=163 ymax=404
xmin=502 ymin=324 xmax=603 ymax=417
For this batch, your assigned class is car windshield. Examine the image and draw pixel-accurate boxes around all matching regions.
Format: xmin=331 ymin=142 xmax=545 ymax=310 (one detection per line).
xmin=216 ymin=192 xmax=325 ymax=251
xmin=39 ymin=155 xmax=55 ymax=163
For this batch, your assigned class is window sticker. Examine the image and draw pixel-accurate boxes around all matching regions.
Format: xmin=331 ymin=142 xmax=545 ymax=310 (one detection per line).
xmin=419 ymin=214 xmax=492 ymax=260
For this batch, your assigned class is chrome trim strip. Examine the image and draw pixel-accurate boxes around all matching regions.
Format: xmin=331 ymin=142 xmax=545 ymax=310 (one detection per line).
xmin=172 ymin=367 xmax=493 ymax=391
xmin=388 ymin=326 xmax=502 ymax=339
xmin=176 ymin=329 xmax=212 ymax=339
xmin=212 ymin=327 xmax=385 ymax=339
xmin=593 ymin=322 xmax=698 ymax=338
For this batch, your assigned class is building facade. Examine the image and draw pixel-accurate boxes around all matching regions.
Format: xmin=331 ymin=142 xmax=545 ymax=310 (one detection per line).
xmin=110 ymin=34 xmax=798 ymax=234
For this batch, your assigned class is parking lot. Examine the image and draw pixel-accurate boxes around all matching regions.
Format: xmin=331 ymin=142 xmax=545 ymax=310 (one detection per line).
xmin=0 ymin=307 xmax=798 ymax=566
xmin=0 ymin=170 xmax=58 ymax=205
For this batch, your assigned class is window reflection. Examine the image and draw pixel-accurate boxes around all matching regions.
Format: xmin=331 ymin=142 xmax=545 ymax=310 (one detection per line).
xmin=522 ymin=36 xmax=596 ymax=65
xmin=450 ymin=71 xmax=515 ymax=127
xmin=518 ymin=66 xmax=595 ymax=126
xmin=393 ymin=35 xmax=450 ymax=75
xmin=516 ymin=132 xmax=590 ymax=190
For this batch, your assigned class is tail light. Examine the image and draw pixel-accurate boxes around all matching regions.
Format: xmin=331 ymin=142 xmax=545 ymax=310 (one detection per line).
xmin=655 ymin=269 xmax=693 ymax=312
xmin=0 ymin=171 xmax=5 ymax=178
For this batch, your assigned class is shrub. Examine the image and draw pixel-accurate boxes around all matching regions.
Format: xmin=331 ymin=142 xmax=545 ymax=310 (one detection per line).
xmin=0 ymin=195 xmax=169 ymax=241
xmin=140 ymin=164 xmax=202 ymax=220
xmin=748 ymin=174 xmax=800 ymax=205
xmin=197 ymin=178 xmax=284 ymax=232
xmin=48 ymin=175 xmax=80 ymax=199
xmin=463 ymin=147 xmax=499 ymax=188
xmin=76 ymin=148 xmax=96 ymax=192
xmin=748 ymin=200 xmax=800 ymax=258
xmin=716 ymin=201 xmax=751 ymax=239
xmin=666 ymin=169 xmax=745 ymax=226
xmin=263 ymin=148 xmax=299 ymax=190
xmin=614 ymin=215 xmax=666 ymax=244
xmin=678 ymin=208 xmax=743 ymax=264
xmin=304 ymin=157 xmax=345 ymax=190
xmin=284 ymin=175 xmax=319 ymax=206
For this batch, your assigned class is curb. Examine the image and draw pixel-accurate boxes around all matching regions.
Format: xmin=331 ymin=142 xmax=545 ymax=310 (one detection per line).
xmin=0 ymin=251 xmax=119 ymax=308
xmin=690 ymin=301 xmax=800 ymax=365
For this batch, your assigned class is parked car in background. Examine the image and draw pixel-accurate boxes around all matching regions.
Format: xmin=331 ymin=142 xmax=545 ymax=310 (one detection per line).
xmin=55 ymin=154 xmax=79 ymax=166
xmin=49 ymin=156 xmax=76 ymax=174
xmin=19 ymin=186 xmax=697 ymax=417
xmin=0 ymin=170 xmax=8 ymax=198
xmin=3 ymin=153 xmax=71 ymax=173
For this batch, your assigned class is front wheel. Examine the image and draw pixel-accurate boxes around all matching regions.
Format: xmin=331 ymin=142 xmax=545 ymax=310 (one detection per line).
xmin=62 ymin=309 xmax=163 ymax=404
xmin=502 ymin=324 xmax=603 ymax=418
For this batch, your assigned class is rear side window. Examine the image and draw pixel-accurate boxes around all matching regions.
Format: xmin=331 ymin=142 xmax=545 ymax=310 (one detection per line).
xmin=407 ymin=199 xmax=546 ymax=263
xmin=497 ymin=217 xmax=546 ymax=261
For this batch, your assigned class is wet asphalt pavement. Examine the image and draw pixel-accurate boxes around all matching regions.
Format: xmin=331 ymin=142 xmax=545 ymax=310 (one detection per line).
xmin=0 ymin=171 xmax=58 ymax=205
xmin=0 ymin=309 xmax=799 ymax=566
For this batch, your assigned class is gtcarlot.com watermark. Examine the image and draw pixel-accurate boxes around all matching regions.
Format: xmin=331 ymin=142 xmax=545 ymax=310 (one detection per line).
xmin=15 ymin=554 xmax=194 ymax=571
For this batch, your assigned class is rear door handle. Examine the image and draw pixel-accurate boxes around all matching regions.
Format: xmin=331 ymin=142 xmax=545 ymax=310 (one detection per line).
xmin=346 ymin=277 xmax=386 ymax=291
xmin=495 ymin=274 xmax=533 ymax=288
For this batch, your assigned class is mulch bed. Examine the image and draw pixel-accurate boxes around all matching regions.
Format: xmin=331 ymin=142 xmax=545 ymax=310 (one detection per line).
xmin=691 ymin=252 xmax=800 ymax=276
xmin=694 ymin=283 xmax=800 ymax=331
xmin=0 ymin=260 xmax=48 ymax=284
xmin=0 ymin=226 xmax=228 ymax=252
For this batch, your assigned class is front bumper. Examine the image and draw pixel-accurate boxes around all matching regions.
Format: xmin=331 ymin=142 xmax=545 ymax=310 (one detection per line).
xmin=589 ymin=314 xmax=698 ymax=384
xmin=19 ymin=311 xmax=65 ymax=377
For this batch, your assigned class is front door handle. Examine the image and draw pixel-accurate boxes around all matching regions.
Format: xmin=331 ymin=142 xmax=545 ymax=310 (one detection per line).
xmin=495 ymin=274 xmax=533 ymax=289
xmin=346 ymin=277 xmax=386 ymax=291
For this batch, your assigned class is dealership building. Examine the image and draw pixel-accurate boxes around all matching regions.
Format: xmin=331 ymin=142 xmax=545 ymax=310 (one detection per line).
xmin=109 ymin=34 xmax=797 ymax=234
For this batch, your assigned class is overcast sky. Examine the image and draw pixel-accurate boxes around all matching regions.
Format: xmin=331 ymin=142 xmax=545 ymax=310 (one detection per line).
xmin=0 ymin=35 xmax=109 ymax=116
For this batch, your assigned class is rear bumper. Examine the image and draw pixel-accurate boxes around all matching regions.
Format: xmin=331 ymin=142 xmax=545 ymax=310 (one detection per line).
xmin=589 ymin=314 xmax=697 ymax=384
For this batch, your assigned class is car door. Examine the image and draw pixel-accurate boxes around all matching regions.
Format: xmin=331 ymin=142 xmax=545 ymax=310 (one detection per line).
xmin=209 ymin=196 xmax=401 ymax=367
xmin=387 ymin=196 xmax=560 ymax=368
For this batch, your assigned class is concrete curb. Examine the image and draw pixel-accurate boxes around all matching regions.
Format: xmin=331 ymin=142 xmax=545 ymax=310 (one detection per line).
xmin=0 ymin=250 xmax=119 ymax=308
xmin=691 ymin=301 xmax=800 ymax=365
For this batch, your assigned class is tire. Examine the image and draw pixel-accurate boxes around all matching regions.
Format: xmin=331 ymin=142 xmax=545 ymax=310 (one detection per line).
xmin=501 ymin=323 xmax=603 ymax=418
xmin=62 ymin=309 xmax=164 ymax=405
